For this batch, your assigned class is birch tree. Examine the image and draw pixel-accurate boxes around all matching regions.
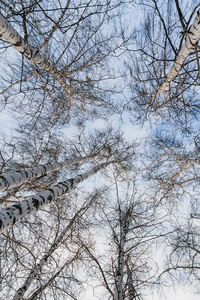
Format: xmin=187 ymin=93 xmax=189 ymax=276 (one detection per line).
xmin=0 ymin=188 xmax=98 ymax=299
xmin=0 ymin=125 xmax=128 ymax=204
xmin=0 ymin=160 xmax=114 ymax=233
xmin=154 ymin=7 xmax=200 ymax=94
xmin=12 ymin=191 xmax=99 ymax=300
xmin=0 ymin=124 xmax=135 ymax=232
xmin=0 ymin=154 xmax=96 ymax=193
xmin=0 ymin=0 xmax=129 ymax=128
xmin=125 ymin=1 xmax=200 ymax=127
xmin=81 ymin=178 xmax=161 ymax=299
xmin=0 ymin=129 xmax=89 ymax=203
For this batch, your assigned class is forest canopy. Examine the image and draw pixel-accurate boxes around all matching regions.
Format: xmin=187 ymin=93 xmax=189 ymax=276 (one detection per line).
xmin=0 ymin=1 xmax=200 ymax=299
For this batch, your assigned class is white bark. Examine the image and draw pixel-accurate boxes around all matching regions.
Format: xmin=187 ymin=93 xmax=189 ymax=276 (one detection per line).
xmin=158 ymin=8 xmax=200 ymax=93
xmin=114 ymin=216 xmax=126 ymax=300
xmin=0 ymin=155 xmax=92 ymax=193
xmin=0 ymin=13 xmax=67 ymax=86
xmin=12 ymin=198 xmax=94 ymax=300
xmin=0 ymin=162 xmax=112 ymax=233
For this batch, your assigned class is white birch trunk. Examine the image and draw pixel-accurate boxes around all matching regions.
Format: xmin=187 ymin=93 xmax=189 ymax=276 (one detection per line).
xmin=12 ymin=198 xmax=93 ymax=300
xmin=125 ymin=259 xmax=135 ymax=300
xmin=157 ymin=8 xmax=200 ymax=93
xmin=114 ymin=217 xmax=126 ymax=300
xmin=0 ymin=13 xmax=67 ymax=86
xmin=0 ymin=161 xmax=112 ymax=233
xmin=0 ymin=155 xmax=92 ymax=193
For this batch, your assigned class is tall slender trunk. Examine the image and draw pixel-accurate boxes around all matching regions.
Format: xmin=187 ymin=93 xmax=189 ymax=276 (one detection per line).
xmin=0 ymin=13 xmax=68 ymax=86
xmin=12 ymin=196 xmax=95 ymax=300
xmin=156 ymin=8 xmax=200 ymax=94
xmin=0 ymin=161 xmax=113 ymax=233
xmin=114 ymin=216 xmax=126 ymax=300
xmin=0 ymin=155 xmax=94 ymax=193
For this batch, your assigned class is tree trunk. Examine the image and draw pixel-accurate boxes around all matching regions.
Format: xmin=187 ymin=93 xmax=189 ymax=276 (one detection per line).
xmin=114 ymin=216 xmax=126 ymax=300
xmin=0 ymin=155 xmax=93 ymax=192
xmin=0 ymin=161 xmax=113 ymax=233
xmin=125 ymin=259 xmax=136 ymax=300
xmin=157 ymin=8 xmax=200 ymax=94
xmin=0 ymin=13 xmax=68 ymax=86
xmin=12 ymin=196 xmax=95 ymax=300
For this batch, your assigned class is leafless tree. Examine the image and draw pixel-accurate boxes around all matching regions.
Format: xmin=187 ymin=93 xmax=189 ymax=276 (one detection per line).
xmin=0 ymin=188 xmax=102 ymax=299
xmin=0 ymin=0 xmax=130 ymax=129
xmin=124 ymin=1 xmax=200 ymax=128
xmin=79 ymin=177 xmax=164 ymax=299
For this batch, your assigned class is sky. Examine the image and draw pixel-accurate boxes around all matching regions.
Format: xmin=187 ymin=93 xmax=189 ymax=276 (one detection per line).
xmin=0 ymin=101 xmax=198 ymax=300
xmin=150 ymin=287 xmax=199 ymax=300
xmin=1 ymin=1 xmax=200 ymax=299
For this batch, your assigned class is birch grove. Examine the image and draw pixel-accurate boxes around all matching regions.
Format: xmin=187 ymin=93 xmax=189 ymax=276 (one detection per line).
xmin=1 ymin=1 xmax=200 ymax=299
